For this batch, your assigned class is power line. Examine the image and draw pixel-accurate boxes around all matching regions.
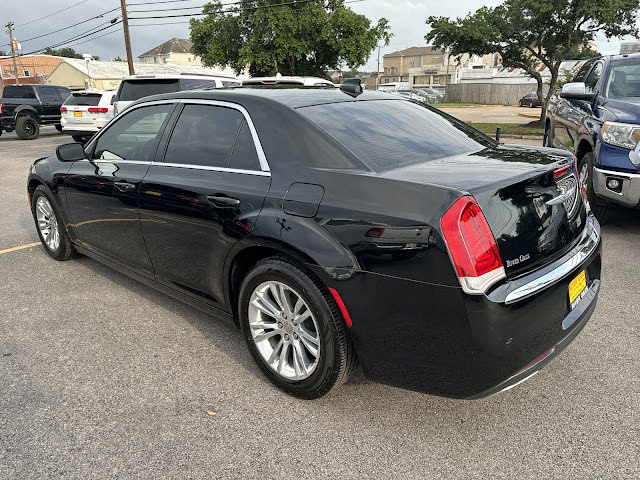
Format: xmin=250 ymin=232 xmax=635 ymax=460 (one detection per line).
xmin=18 ymin=8 xmax=121 ymax=45
xmin=16 ymin=0 xmax=90 ymax=27
xmin=130 ymin=21 xmax=191 ymax=26
xmin=128 ymin=0 xmax=196 ymax=4
xmin=23 ymin=21 xmax=122 ymax=55
xmin=128 ymin=0 xmax=325 ymax=19
xmin=64 ymin=26 xmax=124 ymax=49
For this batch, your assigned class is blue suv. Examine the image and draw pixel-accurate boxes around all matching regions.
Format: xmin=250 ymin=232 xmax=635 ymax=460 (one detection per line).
xmin=545 ymin=54 xmax=640 ymax=222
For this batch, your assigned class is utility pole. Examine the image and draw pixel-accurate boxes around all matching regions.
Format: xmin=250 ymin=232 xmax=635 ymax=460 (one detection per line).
xmin=119 ymin=0 xmax=135 ymax=75
xmin=376 ymin=44 xmax=381 ymax=90
xmin=5 ymin=22 xmax=20 ymax=85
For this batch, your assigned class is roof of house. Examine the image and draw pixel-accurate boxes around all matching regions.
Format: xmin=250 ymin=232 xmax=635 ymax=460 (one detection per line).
xmin=383 ymin=46 xmax=443 ymax=58
xmin=54 ymin=58 xmax=242 ymax=79
xmin=495 ymin=60 xmax=587 ymax=79
xmin=138 ymin=38 xmax=193 ymax=58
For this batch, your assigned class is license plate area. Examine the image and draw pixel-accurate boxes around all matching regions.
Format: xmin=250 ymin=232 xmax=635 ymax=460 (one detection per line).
xmin=74 ymin=111 xmax=82 ymax=117
xmin=568 ymin=270 xmax=587 ymax=310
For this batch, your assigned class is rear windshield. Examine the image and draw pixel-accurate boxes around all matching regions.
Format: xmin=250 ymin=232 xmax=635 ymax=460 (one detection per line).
xmin=2 ymin=85 xmax=36 ymax=99
xmin=64 ymin=93 xmax=102 ymax=106
xmin=118 ymin=79 xmax=180 ymax=101
xmin=297 ymin=100 xmax=493 ymax=171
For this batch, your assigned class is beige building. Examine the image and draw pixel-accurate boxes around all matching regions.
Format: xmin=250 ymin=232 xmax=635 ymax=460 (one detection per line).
xmin=138 ymin=38 xmax=201 ymax=66
xmin=381 ymin=46 xmax=499 ymax=89
xmin=46 ymin=58 xmax=240 ymax=90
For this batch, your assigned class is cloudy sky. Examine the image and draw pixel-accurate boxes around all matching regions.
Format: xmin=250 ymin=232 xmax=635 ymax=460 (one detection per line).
xmin=1 ymin=0 xmax=633 ymax=71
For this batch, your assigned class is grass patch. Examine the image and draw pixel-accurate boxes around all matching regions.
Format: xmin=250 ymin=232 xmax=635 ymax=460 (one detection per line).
xmin=471 ymin=123 xmax=544 ymax=137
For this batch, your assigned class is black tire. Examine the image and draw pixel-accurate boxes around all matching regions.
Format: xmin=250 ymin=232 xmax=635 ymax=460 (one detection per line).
xmin=72 ymin=135 xmax=87 ymax=143
xmin=519 ymin=101 xmax=523 ymax=107
xmin=55 ymin=124 xmax=63 ymax=133
xmin=15 ymin=115 xmax=40 ymax=140
xmin=543 ymin=124 xmax=552 ymax=147
xmin=31 ymin=185 xmax=78 ymax=261
xmin=239 ymin=257 xmax=357 ymax=399
xmin=579 ymin=152 xmax=609 ymax=224
xmin=529 ymin=100 xmax=534 ymax=108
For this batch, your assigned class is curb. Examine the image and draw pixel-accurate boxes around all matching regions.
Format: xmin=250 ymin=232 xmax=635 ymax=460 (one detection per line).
xmin=499 ymin=134 xmax=543 ymax=140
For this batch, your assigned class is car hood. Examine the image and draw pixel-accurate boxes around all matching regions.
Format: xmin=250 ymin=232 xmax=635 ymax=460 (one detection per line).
xmin=600 ymin=97 xmax=640 ymax=124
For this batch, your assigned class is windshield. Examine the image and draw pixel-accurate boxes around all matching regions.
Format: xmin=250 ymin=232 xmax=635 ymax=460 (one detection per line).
xmin=118 ymin=79 xmax=180 ymax=101
xmin=604 ymin=59 xmax=640 ymax=98
xmin=298 ymin=100 xmax=494 ymax=171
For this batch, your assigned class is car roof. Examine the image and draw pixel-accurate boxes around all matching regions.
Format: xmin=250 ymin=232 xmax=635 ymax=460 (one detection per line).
xmin=122 ymin=74 xmax=238 ymax=81
xmin=243 ymin=76 xmax=335 ymax=87
xmin=133 ymin=86 xmax=403 ymax=109
xmin=607 ymin=52 xmax=640 ymax=62
xmin=69 ymin=89 xmax=115 ymax=95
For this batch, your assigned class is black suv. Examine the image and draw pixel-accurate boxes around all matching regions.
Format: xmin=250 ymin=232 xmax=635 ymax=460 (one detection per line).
xmin=545 ymin=54 xmax=640 ymax=222
xmin=0 ymin=84 xmax=71 ymax=140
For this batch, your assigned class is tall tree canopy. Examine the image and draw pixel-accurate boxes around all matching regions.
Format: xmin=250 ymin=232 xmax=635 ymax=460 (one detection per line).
xmin=190 ymin=0 xmax=391 ymax=77
xmin=426 ymin=0 xmax=639 ymax=119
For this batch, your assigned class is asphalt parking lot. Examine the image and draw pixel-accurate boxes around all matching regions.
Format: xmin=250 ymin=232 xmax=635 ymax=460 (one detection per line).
xmin=1 ymin=131 xmax=639 ymax=479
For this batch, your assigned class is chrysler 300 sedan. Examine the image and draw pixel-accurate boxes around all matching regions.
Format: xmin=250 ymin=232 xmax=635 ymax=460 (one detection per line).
xmin=27 ymin=84 xmax=602 ymax=399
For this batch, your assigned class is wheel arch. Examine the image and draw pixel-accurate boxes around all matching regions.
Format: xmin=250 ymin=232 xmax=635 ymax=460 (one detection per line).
xmin=224 ymin=239 xmax=324 ymax=325
xmin=576 ymin=138 xmax=593 ymax=161
xmin=14 ymin=105 xmax=40 ymax=122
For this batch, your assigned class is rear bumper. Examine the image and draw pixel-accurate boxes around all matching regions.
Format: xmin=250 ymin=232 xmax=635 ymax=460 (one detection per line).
xmin=312 ymin=215 xmax=602 ymax=399
xmin=593 ymin=166 xmax=640 ymax=207
xmin=62 ymin=129 xmax=98 ymax=137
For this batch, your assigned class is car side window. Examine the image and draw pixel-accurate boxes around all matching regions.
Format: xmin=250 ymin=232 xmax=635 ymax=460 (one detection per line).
xmin=91 ymin=103 xmax=173 ymax=161
xmin=584 ymin=62 xmax=603 ymax=94
xmin=573 ymin=62 xmax=593 ymax=83
xmin=164 ymin=104 xmax=244 ymax=168
xmin=39 ymin=86 xmax=59 ymax=103
xmin=228 ymin=120 xmax=261 ymax=171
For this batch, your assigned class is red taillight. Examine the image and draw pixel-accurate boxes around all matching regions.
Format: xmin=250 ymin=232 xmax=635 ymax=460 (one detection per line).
xmin=365 ymin=227 xmax=384 ymax=238
xmin=60 ymin=106 xmax=67 ymax=113
xmin=441 ymin=196 xmax=503 ymax=280
xmin=553 ymin=165 xmax=570 ymax=178
xmin=88 ymin=107 xmax=108 ymax=113
xmin=0 ymin=103 xmax=3 ymax=114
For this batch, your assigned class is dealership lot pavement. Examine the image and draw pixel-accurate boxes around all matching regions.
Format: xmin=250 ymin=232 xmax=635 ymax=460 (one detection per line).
xmin=1 ymin=133 xmax=639 ymax=479
xmin=438 ymin=105 xmax=536 ymax=124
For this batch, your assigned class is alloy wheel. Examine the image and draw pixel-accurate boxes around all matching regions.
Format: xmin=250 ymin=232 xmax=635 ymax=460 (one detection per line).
xmin=36 ymin=196 xmax=60 ymax=251
xmin=248 ymin=280 xmax=321 ymax=381
xmin=579 ymin=162 xmax=589 ymax=191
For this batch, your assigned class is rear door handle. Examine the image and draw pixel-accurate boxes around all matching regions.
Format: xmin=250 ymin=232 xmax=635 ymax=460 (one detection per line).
xmin=207 ymin=195 xmax=240 ymax=208
xmin=114 ymin=182 xmax=136 ymax=193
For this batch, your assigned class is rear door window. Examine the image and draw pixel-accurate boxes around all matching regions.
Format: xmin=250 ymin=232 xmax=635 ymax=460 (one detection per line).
xmin=164 ymin=104 xmax=244 ymax=168
xmin=2 ymin=85 xmax=36 ymax=99
xmin=38 ymin=86 xmax=60 ymax=103
xmin=118 ymin=79 xmax=180 ymax=101
xmin=298 ymin=100 xmax=492 ymax=171
xmin=64 ymin=93 xmax=102 ymax=106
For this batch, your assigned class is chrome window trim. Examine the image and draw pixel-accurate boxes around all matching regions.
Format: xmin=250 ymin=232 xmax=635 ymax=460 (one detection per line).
xmin=504 ymin=216 xmax=600 ymax=305
xmin=150 ymin=161 xmax=270 ymax=176
xmin=75 ymin=159 xmax=152 ymax=166
xmin=174 ymin=98 xmax=270 ymax=172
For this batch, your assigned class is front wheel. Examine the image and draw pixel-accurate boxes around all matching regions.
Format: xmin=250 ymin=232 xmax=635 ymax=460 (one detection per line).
xmin=543 ymin=125 xmax=552 ymax=147
xmin=239 ymin=257 xmax=357 ymax=399
xmin=579 ymin=152 xmax=609 ymax=224
xmin=31 ymin=185 xmax=78 ymax=261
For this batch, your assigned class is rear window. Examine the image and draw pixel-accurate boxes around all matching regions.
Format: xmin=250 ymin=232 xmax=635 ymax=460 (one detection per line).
xmin=64 ymin=93 xmax=102 ymax=106
xmin=2 ymin=85 xmax=36 ymax=99
xmin=118 ymin=79 xmax=180 ymax=101
xmin=297 ymin=100 xmax=493 ymax=171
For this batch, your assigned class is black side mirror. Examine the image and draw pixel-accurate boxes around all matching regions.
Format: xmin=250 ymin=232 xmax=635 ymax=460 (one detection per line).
xmin=56 ymin=143 xmax=85 ymax=162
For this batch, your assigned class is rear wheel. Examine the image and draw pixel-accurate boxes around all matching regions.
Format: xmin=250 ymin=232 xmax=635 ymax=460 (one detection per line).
xmin=579 ymin=152 xmax=609 ymax=224
xmin=31 ymin=185 xmax=78 ymax=261
xmin=15 ymin=115 xmax=40 ymax=140
xmin=239 ymin=257 xmax=356 ymax=399
xmin=519 ymin=101 xmax=523 ymax=107
xmin=543 ymin=124 xmax=552 ymax=147
xmin=55 ymin=124 xmax=63 ymax=133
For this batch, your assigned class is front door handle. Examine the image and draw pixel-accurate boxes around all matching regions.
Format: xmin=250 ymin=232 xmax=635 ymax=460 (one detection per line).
xmin=207 ymin=195 xmax=240 ymax=208
xmin=114 ymin=182 xmax=136 ymax=193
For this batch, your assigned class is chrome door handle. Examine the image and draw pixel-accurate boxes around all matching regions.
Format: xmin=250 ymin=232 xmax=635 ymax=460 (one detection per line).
xmin=207 ymin=195 xmax=240 ymax=208
xmin=114 ymin=182 xmax=136 ymax=193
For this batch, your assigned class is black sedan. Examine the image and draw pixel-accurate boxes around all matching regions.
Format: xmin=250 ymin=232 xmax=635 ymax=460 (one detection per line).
xmin=27 ymin=85 xmax=602 ymax=399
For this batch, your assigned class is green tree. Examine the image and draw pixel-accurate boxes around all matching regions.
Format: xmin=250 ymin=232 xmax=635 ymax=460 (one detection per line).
xmin=113 ymin=56 xmax=125 ymax=62
xmin=190 ymin=0 xmax=391 ymax=77
xmin=0 ymin=50 xmax=7 ymax=56
xmin=43 ymin=47 xmax=84 ymax=59
xmin=426 ymin=0 xmax=639 ymax=120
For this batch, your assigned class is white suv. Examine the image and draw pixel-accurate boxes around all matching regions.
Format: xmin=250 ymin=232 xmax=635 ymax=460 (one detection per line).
xmin=113 ymin=74 xmax=241 ymax=115
xmin=61 ymin=90 xmax=115 ymax=143
xmin=242 ymin=76 xmax=336 ymax=87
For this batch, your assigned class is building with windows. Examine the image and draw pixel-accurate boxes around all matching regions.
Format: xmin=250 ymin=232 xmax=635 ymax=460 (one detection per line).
xmin=0 ymin=55 xmax=62 ymax=87
xmin=138 ymin=38 xmax=202 ymax=66
xmin=380 ymin=46 xmax=499 ymax=89
xmin=620 ymin=40 xmax=640 ymax=55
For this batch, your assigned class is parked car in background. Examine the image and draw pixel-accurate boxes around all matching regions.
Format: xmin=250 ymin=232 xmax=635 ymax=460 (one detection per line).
xmin=28 ymin=84 xmax=601 ymax=400
xmin=519 ymin=92 xmax=546 ymax=107
xmin=0 ymin=84 xmax=71 ymax=139
xmin=61 ymin=90 xmax=115 ymax=143
xmin=113 ymin=73 xmax=241 ymax=115
xmin=243 ymin=76 xmax=335 ymax=87
xmin=545 ymin=53 xmax=640 ymax=222
xmin=415 ymin=87 xmax=445 ymax=103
